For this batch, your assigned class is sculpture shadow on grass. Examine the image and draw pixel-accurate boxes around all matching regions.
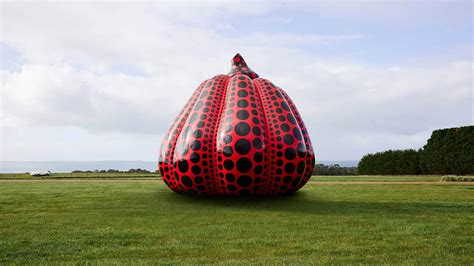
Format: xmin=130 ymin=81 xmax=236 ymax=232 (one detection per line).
xmin=157 ymin=190 xmax=471 ymax=216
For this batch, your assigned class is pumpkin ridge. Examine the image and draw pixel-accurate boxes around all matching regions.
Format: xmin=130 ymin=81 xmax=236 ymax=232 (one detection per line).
xmin=278 ymin=90 xmax=315 ymax=190
xmin=274 ymin=87 xmax=308 ymax=191
xmin=172 ymin=75 xmax=228 ymax=194
xmin=159 ymin=79 xmax=208 ymax=192
xmin=252 ymin=78 xmax=272 ymax=195
xmin=211 ymin=75 xmax=231 ymax=195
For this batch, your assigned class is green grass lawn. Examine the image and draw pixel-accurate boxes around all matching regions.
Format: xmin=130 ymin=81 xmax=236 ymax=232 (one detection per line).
xmin=0 ymin=172 xmax=449 ymax=182
xmin=0 ymin=179 xmax=472 ymax=264
xmin=0 ymin=172 xmax=159 ymax=179
xmin=311 ymin=175 xmax=442 ymax=182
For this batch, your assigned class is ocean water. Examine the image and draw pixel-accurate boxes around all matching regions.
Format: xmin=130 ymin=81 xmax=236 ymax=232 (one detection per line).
xmin=0 ymin=160 xmax=359 ymax=173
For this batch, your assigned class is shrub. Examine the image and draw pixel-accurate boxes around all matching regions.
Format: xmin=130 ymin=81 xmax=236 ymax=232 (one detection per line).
xmin=312 ymin=164 xmax=357 ymax=175
xmin=420 ymin=126 xmax=474 ymax=175
xmin=358 ymin=149 xmax=421 ymax=175
xmin=441 ymin=175 xmax=474 ymax=182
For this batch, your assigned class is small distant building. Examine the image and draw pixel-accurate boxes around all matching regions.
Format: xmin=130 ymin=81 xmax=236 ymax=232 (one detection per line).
xmin=30 ymin=171 xmax=51 ymax=176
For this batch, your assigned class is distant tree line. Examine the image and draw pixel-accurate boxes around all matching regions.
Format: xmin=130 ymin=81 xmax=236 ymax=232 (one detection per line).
xmin=358 ymin=126 xmax=473 ymax=175
xmin=358 ymin=149 xmax=421 ymax=175
xmin=72 ymin=168 xmax=158 ymax=174
xmin=312 ymin=164 xmax=357 ymax=175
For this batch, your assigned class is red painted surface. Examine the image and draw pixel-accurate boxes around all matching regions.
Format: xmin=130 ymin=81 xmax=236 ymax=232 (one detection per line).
xmin=158 ymin=54 xmax=315 ymax=196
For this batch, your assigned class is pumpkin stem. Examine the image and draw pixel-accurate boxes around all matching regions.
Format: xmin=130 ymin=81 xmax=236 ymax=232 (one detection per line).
xmin=228 ymin=53 xmax=259 ymax=79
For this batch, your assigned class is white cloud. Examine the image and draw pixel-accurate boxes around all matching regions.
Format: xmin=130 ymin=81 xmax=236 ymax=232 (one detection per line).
xmin=1 ymin=2 xmax=472 ymax=161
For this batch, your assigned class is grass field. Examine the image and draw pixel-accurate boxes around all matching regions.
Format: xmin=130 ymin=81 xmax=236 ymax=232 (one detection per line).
xmin=0 ymin=178 xmax=472 ymax=264
xmin=0 ymin=172 xmax=451 ymax=182
xmin=0 ymin=172 xmax=158 ymax=179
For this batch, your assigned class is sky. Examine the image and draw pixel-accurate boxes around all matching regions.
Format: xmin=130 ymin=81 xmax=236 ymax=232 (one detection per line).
xmin=0 ymin=1 xmax=472 ymax=162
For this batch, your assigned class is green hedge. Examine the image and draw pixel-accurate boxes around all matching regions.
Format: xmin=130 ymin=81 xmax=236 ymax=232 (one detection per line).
xmin=420 ymin=126 xmax=474 ymax=175
xmin=358 ymin=126 xmax=473 ymax=175
xmin=358 ymin=149 xmax=421 ymax=175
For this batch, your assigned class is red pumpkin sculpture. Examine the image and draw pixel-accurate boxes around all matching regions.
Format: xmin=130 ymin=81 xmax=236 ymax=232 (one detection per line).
xmin=158 ymin=54 xmax=315 ymax=196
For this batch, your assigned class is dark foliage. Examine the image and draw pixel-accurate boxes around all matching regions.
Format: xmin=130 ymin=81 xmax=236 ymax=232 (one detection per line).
xmin=420 ymin=126 xmax=474 ymax=175
xmin=358 ymin=149 xmax=421 ymax=175
xmin=312 ymin=164 xmax=357 ymax=175
xmin=72 ymin=168 xmax=154 ymax=174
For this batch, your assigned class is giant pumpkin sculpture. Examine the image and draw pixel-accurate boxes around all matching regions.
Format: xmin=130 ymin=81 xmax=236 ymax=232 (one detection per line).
xmin=158 ymin=54 xmax=315 ymax=196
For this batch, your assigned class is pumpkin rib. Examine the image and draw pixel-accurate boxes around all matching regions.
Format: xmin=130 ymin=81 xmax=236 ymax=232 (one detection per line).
xmin=159 ymin=79 xmax=208 ymax=192
xmin=253 ymin=78 xmax=282 ymax=194
xmin=278 ymin=89 xmax=315 ymax=190
xmin=215 ymin=75 xmax=267 ymax=195
xmin=253 ymin=78 xmax=309 ymax=195
xmin=173 ymin=75 xmax=228 ymax=195
xmin=252 ymin=78 xmax=272 ymax=195
xmin=211 ymin=75 xmax=231 ymax=195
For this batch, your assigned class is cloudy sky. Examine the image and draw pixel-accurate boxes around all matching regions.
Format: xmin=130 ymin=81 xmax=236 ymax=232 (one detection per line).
xmin=1 ymin=1 xmax=472 ymax=162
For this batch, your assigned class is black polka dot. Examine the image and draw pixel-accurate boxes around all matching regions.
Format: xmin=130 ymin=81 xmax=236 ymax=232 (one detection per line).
xmin=284 ymin=163 xmax=295 ymax=173
xmin=283 ymin=176 xmax=292 ymax=184
xmin=287 ymin=114 xmax=297 ymax=125
xmin=174 ymin=172 xmax=179 ymax=181
xmin=190 ymin=140 xmax=201 ymax=151
xmin=254 ymin=152 xmax=263 ymax=162
xmin=178 ymin=160 xmax=188 ymax=173
xmin=189 ymin=113 xmax=198 ymax=123
xmin=191 ymin=165 xmax=201 ymax=175
xmin=194 ymin=101 xmax=204 ymax=110
xmin=227 ymin=184 xmax=237 ymax=191
xmin=225 ymin=125 xmax=232 ymax=133
xmin=237 ymin=175 xmax=252 ymax=187
xmin=237 ymin=99 xmax=248 ymax=108
xmin=237 ymin=90 xmax=248 ymax=97
xmin=223 ymin=135 xmax=232 ymax=144
xmin=276 ymin=90 xmax=284 ymax=99
xmin=193 ymin=129 xmax=202 ymax=138
xmin=297 ymin=143 xmax=306 ymax=158
xmin=236 ymin=110 xmax=249 ymax=120
xmin=292 ymin=177 xmax=302 ymax=187
xmin=235 ymin=122 xmax=250 ymax=136
xmin=190 ymin=153 xmax=200 ymax=163
xmin=253 ymin=138 xmax=263 ymax=149
xmin=284 ymin=134 xmax=294 ymax=145
xmin=254 ymin=166 xmax=263 ymax=175
xmin=225 ymin=173 xmax=235 ymax=182
xmin=223 ymin=146 xmax=233 ymax=157
xmin=238 ymin=81 xmax=247 ymax=88
xmin=195 ymin=176 xmax=203 ymax=184
xmin=293 ymin=128 xmax=303 ymax=141
xmin=182 ymin=176 xmax=193 ymax=187
xmin=235 ymin=139 xmax=251 ymax=155
xmin=236 ymin=158 xmax=252 ymax=173
xmin=252 ymin=127 xmax=261 ymax=136
xmin=297 ymin=161 xmax=306 ymax=174
xmin=224 ymin=159 xmax=234 ymax=170
xmin=281 ymin=124 xmax=290 ymax=132
xmin=284 ymin=148 xmax=296 ymax=160
xmin=281 ymin=101 xmax=290 ymax=111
